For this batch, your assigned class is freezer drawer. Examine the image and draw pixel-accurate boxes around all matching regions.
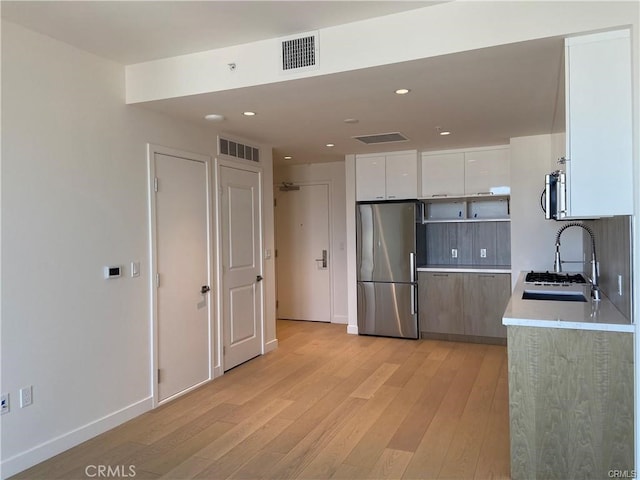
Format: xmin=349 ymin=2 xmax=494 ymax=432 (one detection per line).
xmin=357 ymin=281 xmax=418 ymax=339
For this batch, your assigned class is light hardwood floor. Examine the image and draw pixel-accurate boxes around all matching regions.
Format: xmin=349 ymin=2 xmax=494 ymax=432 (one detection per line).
xmin=13 ymin=320 xmax=510 ymax=479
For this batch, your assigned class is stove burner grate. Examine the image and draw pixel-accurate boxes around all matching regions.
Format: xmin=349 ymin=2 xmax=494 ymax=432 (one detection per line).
xmin=525 ymin=271 xmax=587 ymax=284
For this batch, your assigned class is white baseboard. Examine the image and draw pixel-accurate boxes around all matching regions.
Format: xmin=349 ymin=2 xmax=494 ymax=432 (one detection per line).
xmin=1 ymin=397 xmax=153 ymax=479
xmin=332 ymin=315 xmax=348 ymax=325
xmin=264 ymin=338 xmax=278 ymax=353
xmin=347 ymin=324 xmax=359 ymax=335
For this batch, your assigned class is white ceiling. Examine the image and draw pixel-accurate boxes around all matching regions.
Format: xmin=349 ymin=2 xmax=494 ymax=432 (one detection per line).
xmin=2 ymin=1 xmax=565 ymax=166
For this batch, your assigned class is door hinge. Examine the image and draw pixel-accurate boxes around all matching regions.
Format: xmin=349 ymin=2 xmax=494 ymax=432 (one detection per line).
xmin=157 ymin=369 xmax=161 ymax=383
xmin=154 ymin=177 xmax=158 ymax=192
xmin=223 ymin=346 xmax=226 ymax=355
xmin=156 ymin=273 xmax=160 ymax=288
xmin=276 ymin=300 xmax=279 ymax=309
xmin=275 ymin=249 xmax=278 ymax=258
xmin=274 ymin=198 xmax=277 ymax=207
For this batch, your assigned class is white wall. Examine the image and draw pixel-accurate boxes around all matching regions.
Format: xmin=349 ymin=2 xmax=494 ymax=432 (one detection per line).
xmin=0 ymin=21 xmax=276 ymax=477
xmin=274 ymin=162 xmax=347 ymax=324
xmin=126 ymin=2 xmax=638 ymax=104
xmin=510 ymin=134 xmax=584 ymax=287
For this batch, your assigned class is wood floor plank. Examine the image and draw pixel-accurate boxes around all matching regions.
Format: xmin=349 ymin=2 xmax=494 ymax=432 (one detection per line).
xmin=366 ymin=448 xmax=413 ymax=479
xmin=11 ymin=320 xmax=510 ymax=480
xmin=192 ymin=417 xmax=292 ymax=479
xmin=297 ymin=385 xmax=401 ymax=479
xmin=350 ymin=362 xmax=399 ymax=399
xmin=195 ymin=398 xmax=293 ymax=461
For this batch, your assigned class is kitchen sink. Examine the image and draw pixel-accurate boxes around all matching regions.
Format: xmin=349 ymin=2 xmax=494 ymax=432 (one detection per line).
xmin=522 ymin=290 xmax=587 ymax=302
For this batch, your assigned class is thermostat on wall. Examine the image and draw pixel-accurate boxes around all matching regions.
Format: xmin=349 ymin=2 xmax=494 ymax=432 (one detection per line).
xmin=104 ymin=266 xmax=122 ymax=279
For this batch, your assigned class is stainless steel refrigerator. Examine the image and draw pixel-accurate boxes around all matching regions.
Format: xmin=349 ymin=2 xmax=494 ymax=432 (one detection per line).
xmin=356 ymin=201 xmax=423 ymax=339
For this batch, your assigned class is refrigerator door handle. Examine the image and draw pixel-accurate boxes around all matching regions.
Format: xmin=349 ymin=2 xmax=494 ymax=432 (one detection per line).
xmin=410 ymin=252 xmax=417 ymax=315
xmin=409 ymin=252 xmax=416 ymax=284
xmin=411 ymin=284 xmax=416 ymax=315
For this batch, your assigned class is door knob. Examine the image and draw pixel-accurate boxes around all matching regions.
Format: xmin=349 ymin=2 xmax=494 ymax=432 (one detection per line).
xmin=200 ymin=285 xmax=211 ymax=294
xmin=256 ymin=275 xmax=263 ymax=282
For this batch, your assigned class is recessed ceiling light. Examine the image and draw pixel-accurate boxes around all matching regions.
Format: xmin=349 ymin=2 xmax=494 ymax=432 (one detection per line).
xmin=395 ymin=88 xmax=411 ymax=95
xmin=326 ymin=143 xmax=335 ymax=148
xmin=344 ymin=118 xmax=359 ymax=124
xmin=243 ymin=111 xmax=256 ymax=116
xmin=284 ymin=156 xmax=292 ymax=160
xmin=204 ymin=113 xmax=225 ymax=122
xmin=439 ymin=131 xmax=451 ymax=136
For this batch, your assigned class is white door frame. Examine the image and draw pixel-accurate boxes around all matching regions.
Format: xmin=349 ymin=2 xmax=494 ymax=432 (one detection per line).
xmin=274 ymin=180 xmax=335 ymax=323
xmin=147 ymin=144 xmax=216 ymax=406
xmin=215 ymin=156 xmax=266 ymax=371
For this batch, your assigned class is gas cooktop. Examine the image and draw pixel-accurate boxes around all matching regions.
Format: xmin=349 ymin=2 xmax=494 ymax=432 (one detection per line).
xmin=525 ymin=271 xmax=587 ymax=285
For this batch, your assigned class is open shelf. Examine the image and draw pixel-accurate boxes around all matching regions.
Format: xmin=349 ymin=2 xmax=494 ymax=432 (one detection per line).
xmin=422 ymin=195 xmax=510 ymax=223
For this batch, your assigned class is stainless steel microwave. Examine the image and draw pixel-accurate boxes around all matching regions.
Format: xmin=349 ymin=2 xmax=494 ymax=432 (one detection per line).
xmin=544 ymin=170 xmax=566 ymax=220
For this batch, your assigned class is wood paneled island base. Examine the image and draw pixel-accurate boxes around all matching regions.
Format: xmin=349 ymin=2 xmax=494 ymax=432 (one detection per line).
xmin=507 ymin=326 xmax=633 ymax=479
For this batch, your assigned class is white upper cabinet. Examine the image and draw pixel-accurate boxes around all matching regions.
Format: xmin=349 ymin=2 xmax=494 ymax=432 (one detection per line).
xmin=420 ymin=147 xmax=510 ymax=198
xmin=421 ymin=152 xmax=465 ymax=197
xmin=355 ymin=151 xmax=417 ymax=201
xmin=464 ymin=148 xmax=510 ymax=196
xmin=385 ymin=152 xmax=418 ymax=199
xmin=355 ymin=155 xmax=386 ymax=201
xmin=563 ymin=29 xmax=633 ymax=218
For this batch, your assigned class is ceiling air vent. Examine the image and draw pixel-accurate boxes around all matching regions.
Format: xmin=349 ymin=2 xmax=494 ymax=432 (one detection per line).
xmin=353 ymin=132 xmax=409 ymax=145
xmin=219 ymin=137 xmax=260 ymax=163
xmin=280 ymin=32 xmax=319 ymax=72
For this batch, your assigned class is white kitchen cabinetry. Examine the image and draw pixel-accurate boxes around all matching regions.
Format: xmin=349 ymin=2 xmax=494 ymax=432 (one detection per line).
xmin=355 ymin=151 xmax=417 ymax=201
xmin=421 ymin=146 xmax=509 ymax=198
xmin=420 ymin=152 xmax=465 ymax=197
xmin=563 ymin=29 xmax=632 ymax=218
xmin=464 ymin=148 xmax=510 ymax=196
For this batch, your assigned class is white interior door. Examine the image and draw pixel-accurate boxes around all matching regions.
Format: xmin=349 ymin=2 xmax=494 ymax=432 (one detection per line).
xmin=219 ymin=165 xmax=263 ymax=371
xmin=154 ymin=152 xmax=210 ymax=402
xmin=275 ymin=184 xmax=331 ymax=322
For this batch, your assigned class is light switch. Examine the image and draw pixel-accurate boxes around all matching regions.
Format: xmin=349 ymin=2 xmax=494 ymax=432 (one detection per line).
xmin=131 ymin=261 xmax=140 ymax=278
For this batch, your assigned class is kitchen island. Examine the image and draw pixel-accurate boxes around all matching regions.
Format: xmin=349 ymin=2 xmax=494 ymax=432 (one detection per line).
xmin=503 ymin=272 xmax=633 ymax=479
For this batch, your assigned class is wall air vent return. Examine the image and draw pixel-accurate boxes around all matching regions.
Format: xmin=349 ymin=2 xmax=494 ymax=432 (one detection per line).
xmin=219 ymin=137 xmax=260 ymax=163
xmin=353 ymin=132 xmax=409 ymax=145
xmin=280 ymin=32 xmax=319 ymax=72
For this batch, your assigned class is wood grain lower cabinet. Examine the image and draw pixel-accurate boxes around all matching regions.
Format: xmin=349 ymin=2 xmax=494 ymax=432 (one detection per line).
xmin=463 ymin=273 xmax=510 ymax=338
xmin=418 ymin=272 xmax=464 ymax=334
xmin=418 ymin=271 xmax=510 ymax=341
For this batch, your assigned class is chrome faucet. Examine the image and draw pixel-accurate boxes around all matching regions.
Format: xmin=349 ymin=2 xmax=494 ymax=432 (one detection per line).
xmin=554 ymin=222 xmax=600 ymax=301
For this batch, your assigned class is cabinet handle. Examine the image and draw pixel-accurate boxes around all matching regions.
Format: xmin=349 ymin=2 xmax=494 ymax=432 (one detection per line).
xmin=431 ymin=194 xmax=448 ymax=198
xmin=433 ymin=273 xmax=449 ymax=277
xmin=376 ymin=196 xmax=384 ymax=199
xmin=476 ymin=192 xmax=494 ymax=196
xmin=478 ymin=274 xmax=496 ymax=278
xmin=388 ymin=195 xmax=396 ymax=199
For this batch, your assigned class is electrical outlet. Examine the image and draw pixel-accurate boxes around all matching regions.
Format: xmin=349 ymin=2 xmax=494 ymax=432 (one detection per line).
xmin=451 ymin=248 xmax=458 ymax=259
xmin=1 ymin=393 xmax=9 ymax=415
xmin=20 ymin=386 xmax=33 ymax=408
xmin=480 ymin=248 xmax=487 ymax=258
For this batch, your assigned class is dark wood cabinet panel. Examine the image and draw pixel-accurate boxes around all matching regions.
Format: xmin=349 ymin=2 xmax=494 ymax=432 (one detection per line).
xmin=463 ymin=273 xmax=510 ymax=338
xmin=418 ymin=272 xmax=464 ymax=334
xmin=419 ymin=271 xmax=510 ymax=341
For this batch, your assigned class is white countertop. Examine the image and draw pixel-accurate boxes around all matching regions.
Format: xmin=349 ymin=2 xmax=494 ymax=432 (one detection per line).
xmin=418 ymin=265 xmax=511 ymax=274
xmin=502 ymin=272 xmax=633 ymax=332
